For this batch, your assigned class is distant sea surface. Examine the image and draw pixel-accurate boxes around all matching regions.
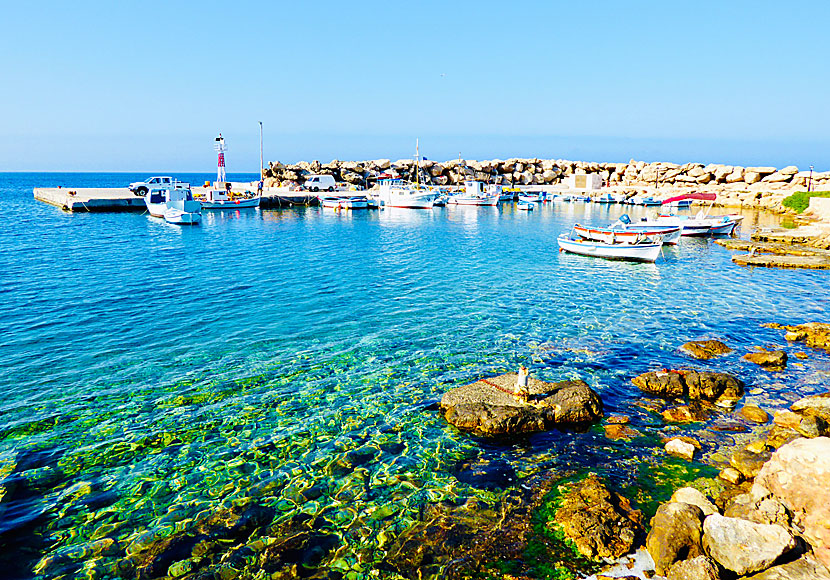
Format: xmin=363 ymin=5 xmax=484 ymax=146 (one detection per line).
xmin=0 ymin=172 xmax=827 ymax=579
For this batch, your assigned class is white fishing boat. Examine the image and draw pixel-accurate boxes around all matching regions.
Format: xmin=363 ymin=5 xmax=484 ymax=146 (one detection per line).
xmin=164 ymin=199 xmax=202 ymax=225
xmin=593 ymin=192 xmax=616 ymax=204
xmin=447 ymin=181 xmax=500 ymax=206
xmin=144 ymin=186 xmax=202 ymax=224
xmin=518 ymin=193 xmax=542 ymax=203
xmin=320 ymin=196 xmax=369 ymax=209
xmin=574 ymin=215 xmax=681 ymax=245
xmin=517 ymin=201 xmax=534 ymax=210
xmin=643 ymin=193 xmax=743 ymax=236
xmin=372 ymin=140 xmax=438 ymax=209
xmin=198 ymin=133 xmax=262 ymax=210
xmin=557 ymin=233 xmax=663 ymax=262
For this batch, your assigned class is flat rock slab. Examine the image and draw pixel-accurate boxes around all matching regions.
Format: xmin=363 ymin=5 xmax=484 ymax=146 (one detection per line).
xmin=715 ymin=238 xmax=830 ymax=257
xmin=440 ymin=373 xmax=603 ymax=436
xmin=733 ymin=253 xmax=830 ymax=269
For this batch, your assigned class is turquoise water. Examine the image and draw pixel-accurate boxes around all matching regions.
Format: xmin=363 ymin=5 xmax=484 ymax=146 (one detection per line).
xmin=1 ymin=173 xmax=828 ymax=579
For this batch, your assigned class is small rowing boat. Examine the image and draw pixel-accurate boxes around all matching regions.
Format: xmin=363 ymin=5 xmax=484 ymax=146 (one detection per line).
xmin=558 ymin=232 xmax=663 ymax=262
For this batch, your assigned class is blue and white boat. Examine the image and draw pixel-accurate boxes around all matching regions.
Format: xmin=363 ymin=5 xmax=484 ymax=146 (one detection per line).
xmin=145 ymin=186 xmax=202 ymax=224
xmin=517 ymin=201 xmax=534 ymax=210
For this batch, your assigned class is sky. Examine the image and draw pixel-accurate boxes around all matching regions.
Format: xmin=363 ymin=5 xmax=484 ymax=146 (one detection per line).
xmin=2 ymin=0 xmax=829 ymax=171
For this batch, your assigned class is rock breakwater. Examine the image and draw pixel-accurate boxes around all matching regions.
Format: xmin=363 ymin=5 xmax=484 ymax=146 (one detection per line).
xmin=263 ymin=157 xmax=830 ymax=211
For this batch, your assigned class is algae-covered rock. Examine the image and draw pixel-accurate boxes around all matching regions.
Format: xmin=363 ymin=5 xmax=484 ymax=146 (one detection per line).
xmin=646 ymin=502 xmax=705 ymax=576
xmin=765 ymin=322 xmax=830 ymax=350
xmin=680 ymin=340 xmax=733 ymax=360
xmin=552 ymin=474 xmax=644 ymax=561
xmin=440 ymin=373 xmax=603 ymax=436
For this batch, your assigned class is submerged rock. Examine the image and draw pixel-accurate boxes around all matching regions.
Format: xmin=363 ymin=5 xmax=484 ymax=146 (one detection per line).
xmin=666 ymin=438 xmax=696 ymax=461
xmin=740 ymin=405 xmax=771 ymax=423
xmin=646 ymin=502 xmax=705 ymax=576
xmin=552 ymin=474 xmax=644 ymax=561
xmin=755 ymin=437 xmax=830 ymax=571
xmin=680 ymin=340 xmax=733 ymax=360
xmin=744 ymin=349 xmax=788 ymax=369
xmin=730 ymin=446 xmax=773 ymax=478
xmin=440 ymin=373 xmax=603 ymax=436
xmin=702 ymin=514 xmax=796 ymax=575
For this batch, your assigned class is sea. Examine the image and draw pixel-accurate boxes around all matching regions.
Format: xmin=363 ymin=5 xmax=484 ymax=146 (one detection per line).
xmin=0 ymin=172 xmax=828 ymax=579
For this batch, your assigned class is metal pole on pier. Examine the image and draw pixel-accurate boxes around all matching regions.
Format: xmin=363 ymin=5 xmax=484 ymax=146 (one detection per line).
xmin=259 ymin=122 xmax=264 ymax=178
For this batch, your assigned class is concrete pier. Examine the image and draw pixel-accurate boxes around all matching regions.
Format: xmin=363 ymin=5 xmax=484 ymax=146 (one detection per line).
xmin=34 ymin=187 xmax=147 ymax=212
xmin=33 ymin=186 xmax=320 ymax=212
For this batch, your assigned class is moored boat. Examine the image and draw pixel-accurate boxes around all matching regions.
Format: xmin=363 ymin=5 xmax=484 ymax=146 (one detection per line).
xmin=573 ymin=215 xmax=681 ymax=245
xmin=198 ymin=133 xmax=261 ymax=210
xmin=517 ymin=201 xmax=534 ymax=210
xmin=557 ymin=233 xmax=663 ymax=262
xmin=447 ymin=181 xmax=500 ymax=206
xmin=518 ymin=193 xmax=542 ymax=203
xmin=320 ymin=196 xmax=369 ymax=209
xmin=593 ymin=192 xmax=616 ymax=204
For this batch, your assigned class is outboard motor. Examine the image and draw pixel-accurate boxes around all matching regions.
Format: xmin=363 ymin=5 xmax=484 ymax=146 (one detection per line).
xmin=619 ymin=214 xmax=632 ymax=225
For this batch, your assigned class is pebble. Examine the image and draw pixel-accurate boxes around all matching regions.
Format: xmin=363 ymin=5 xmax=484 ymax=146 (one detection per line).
xmin=738 ymin=405 xmax=769 ymax=423
xmin=719 ymin=467 xmax=744 ymax=485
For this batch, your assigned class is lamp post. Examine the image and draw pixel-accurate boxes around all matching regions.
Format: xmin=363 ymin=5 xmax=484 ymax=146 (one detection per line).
xmin=808 ymin=165 xmax=814 ymax=193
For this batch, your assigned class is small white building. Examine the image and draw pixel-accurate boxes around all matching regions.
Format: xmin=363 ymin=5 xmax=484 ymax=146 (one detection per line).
xmin=568 ymin=174 xmax=603 ymax=190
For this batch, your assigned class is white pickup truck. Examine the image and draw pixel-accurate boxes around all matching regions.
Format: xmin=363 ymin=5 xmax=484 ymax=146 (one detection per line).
xmin=129 ymin=176 xmax=190 ymax=196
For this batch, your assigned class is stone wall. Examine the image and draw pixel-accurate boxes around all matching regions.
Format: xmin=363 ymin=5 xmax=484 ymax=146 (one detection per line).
xmin=263 ymin=158 xmax=830 ymax=211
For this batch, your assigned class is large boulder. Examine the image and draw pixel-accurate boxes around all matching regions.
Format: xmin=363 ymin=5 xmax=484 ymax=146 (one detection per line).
xmin=731 ymin=445 xmax=773 ymax=478
xmin=646 ymin=502 xmax=705 ymax=576
xmin=552 ymin=474 xmax=643 ymax=560
xmin=671 ymin=488 xmax=719 ymax=516
xmin=766 ymin=322 xmax=830 ymax=350
xmin=743 ymin=554 xmax=830 ymax=579
xmin=680 ymin=340 xmax=733 ymax=360
xmin=755 ymin=437 xmax=830 ymax=571
xmin=790 ymin=392 xmax=830 ymax=424
xmin=702 ymin=514 xmax=796 ymax=575
xmin=440 ymin=373 xmax=603 ymax=436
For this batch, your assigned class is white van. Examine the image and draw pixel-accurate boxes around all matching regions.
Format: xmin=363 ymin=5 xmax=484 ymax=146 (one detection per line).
xmin=303 ymin=174 xmax=337 ymax=192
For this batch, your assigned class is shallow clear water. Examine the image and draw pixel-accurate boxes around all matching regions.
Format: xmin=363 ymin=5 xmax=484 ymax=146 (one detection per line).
xmin=0 ymin=173 xmax=828 ymax=579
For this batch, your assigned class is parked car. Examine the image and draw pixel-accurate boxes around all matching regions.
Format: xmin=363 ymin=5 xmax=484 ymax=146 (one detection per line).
xmin=303 ymin=174 xmax=337 ymax=192
xmin=129 ymin=176 xmax=190 ymax=197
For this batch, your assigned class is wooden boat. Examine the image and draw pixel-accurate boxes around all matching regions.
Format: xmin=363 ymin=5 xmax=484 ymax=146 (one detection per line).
xmin=593 ymin=193 xmax=616 ymax=204
xmin=518 ymin=193 xmax=542 ymax=203
xmin=199 ymin=187 xmax=261 ymax=209
xmin=320 ymin=196 xmax=369 ymax=209
xmin=557 ymin=233 xmax=663 ymax=262
xmin=573 ymin=217 xmax=681 ymax=245
xmin=648 ymin=194 xmax=743 ymax=236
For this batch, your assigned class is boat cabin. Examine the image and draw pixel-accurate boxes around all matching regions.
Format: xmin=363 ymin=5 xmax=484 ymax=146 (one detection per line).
xmin=148 ymin=187 xmax=193 ymax=204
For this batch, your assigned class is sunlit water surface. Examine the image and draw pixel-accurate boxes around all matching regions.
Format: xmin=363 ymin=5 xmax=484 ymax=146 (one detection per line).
xmin=0 ymin=173 xmax=827 ymax=579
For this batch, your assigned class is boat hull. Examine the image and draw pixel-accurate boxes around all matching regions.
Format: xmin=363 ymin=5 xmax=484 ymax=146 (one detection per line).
xmin=201 ymin=197 xmax=261 ymax=209
xmin=448 ymin=196 xmax=499 ymax=206
xmin=557 ymin=234 xmax=662 ymax=262
xmin=321 ymin=197 xmax=369 ymax=209
xmin=573 ymin=224 xmax=681 ymax=245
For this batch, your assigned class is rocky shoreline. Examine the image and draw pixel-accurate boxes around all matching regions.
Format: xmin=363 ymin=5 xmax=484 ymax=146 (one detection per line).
xmin=263 ymin=158 xmax=829 ymax=213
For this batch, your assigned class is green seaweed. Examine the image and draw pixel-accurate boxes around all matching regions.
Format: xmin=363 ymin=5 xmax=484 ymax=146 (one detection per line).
xmin=633 ymin=456 xmax=719 ymax=519
xmin=781 ymin=191 xmax=830 ymax=213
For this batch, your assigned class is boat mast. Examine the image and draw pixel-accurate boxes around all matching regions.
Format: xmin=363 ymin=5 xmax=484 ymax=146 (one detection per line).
xmin=259 ymin=122 xmax=264 ymax=178
xmin=416 ymin=139 xmax=420 ymax=189
xmin=215 ymin=133 xmax=227 ymax=185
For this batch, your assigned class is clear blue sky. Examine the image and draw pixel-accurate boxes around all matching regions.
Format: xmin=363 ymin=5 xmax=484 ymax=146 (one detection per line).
xmin=3 ymin=0 xmax=829 ymax=171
